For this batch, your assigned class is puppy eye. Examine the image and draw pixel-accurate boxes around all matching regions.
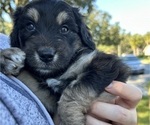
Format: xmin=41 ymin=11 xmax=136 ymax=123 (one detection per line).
xmin=60 ymin=26 xmax=69 ymax=34
xmin=26 ymin=23 xmax=35 ymax=32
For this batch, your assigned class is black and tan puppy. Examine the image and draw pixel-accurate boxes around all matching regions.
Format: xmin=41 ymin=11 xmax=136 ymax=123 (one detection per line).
xmin=0 ymin=0 xmax=130 ymax=124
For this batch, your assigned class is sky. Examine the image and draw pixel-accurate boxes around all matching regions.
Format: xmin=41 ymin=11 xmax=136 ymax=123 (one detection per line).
xmin=96 ymin=0 xmax=150 ymax=35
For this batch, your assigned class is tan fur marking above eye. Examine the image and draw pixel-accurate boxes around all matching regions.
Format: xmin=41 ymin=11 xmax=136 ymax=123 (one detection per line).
xmin=27 ymin=8 xmax=39 ymax=22
xmin=56 ymin=11 xmax=68 ymax=25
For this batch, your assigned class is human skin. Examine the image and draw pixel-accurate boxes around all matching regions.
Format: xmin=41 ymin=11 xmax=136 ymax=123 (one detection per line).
xmin=86 ymin=81 xmax=142 ymax=125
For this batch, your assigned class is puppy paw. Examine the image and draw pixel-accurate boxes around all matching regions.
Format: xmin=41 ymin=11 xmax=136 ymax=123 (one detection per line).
xmin=0 ymin=47 xmax=26 ymax=75
xmin=46 ymin=79 xmax=61 ymax=93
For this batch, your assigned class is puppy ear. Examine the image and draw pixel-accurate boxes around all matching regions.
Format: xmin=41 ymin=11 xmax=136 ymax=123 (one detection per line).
xmin=72 ymin=8 xmax=95 ymax=50
xmin=10 ymin=7 xmax=24 ymax=48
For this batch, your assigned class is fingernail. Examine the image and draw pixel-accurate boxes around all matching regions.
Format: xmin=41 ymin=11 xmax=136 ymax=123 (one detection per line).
xmin=106 ymin=82 xmax=113 ymax=89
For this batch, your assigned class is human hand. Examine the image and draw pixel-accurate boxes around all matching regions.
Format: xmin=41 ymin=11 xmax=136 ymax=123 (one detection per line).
xmin=86 ymin=81 xmax=142 ymax=125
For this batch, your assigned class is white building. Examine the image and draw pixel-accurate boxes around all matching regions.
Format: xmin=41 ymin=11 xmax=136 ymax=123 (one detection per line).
xmin=143 ymin=45 xmax=150 ymax=56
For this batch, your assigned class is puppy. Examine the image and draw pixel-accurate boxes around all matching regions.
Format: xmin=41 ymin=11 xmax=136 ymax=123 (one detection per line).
xmin=0 ymin=0 xmax=130 ymax=124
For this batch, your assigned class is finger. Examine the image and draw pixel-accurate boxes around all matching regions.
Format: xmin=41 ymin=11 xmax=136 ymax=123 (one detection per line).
xmin=86 ymin=115 xmax=112 ymax=125
xmin=114 ymin=96 xmax=134 ymax=109
xmin=89 ymin=102 xmax=137 ymax=125
xmin=105 ymin=81 xmax=142 ymax=108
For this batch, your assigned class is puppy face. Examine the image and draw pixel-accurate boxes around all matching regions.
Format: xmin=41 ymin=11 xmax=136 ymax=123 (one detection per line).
xmin=11 ymin=0 xmax=95 ymax=78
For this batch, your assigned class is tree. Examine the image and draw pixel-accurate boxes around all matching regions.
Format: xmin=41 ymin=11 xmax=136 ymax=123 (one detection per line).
xmin=129 ymin=34 xmax=144 ymax=55
xmin=0 ymin=0 xmax=30 ymax=34
xmin=86 ymin=9 xmax=122 ymax=46
xmin=144 ymin=32 xmax=150 ymax=45
xmin=0 ymin=0 xmax=29 ymax=18
xmin=119 ymin=33 xmax=132 ymax=54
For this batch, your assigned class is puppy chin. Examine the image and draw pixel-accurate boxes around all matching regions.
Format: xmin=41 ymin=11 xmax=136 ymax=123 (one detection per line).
xmin=34 ymin=67 xmax=62 ymax=78
xmin=31 ymin=68 xmax=53 ymax=79
xmin=37 ymin=69 xmax=52 ymax=74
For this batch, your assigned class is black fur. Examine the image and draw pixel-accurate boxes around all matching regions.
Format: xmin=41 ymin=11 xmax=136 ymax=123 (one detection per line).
xmin=10 ymin=0 xmax=95 ymax=79
xmin=50 ymin=51 xmax=130 ymax=95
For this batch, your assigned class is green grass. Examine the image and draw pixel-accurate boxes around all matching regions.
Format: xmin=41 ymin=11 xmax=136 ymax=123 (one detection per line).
xmin=137 ymin=82 xmax=150 ymax=125
xmin=137 ymin=96 xmax=150 ymax=125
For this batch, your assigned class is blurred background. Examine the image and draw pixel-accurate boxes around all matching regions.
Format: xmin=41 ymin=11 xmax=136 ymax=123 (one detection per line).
xmin=0 ymin=0 xmax=150 ymax=124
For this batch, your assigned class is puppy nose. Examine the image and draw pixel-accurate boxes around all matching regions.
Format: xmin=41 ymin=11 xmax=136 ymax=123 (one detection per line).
xmin=38 ymin=48 xmax=55 ymax=62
